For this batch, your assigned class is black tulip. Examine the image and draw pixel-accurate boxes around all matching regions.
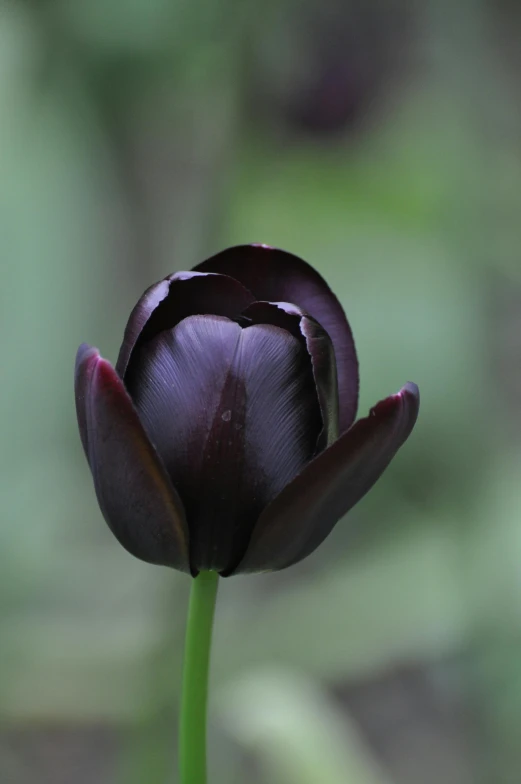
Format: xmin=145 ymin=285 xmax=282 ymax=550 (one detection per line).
xmin=75 ymin=244 xmax=419 ymax=575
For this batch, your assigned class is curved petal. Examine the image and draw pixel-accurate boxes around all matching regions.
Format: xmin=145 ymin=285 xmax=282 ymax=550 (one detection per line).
xmin=194 ymin=244 xmax=358 ymax=432
xmin=116 ymin=271 xmax=255 ymax=378
xmin=75 ymin=342 xmax=97 ymax=458
xmin=125 ymin=315 xmax=322 ymax=573
xmin=233 ymin=382 xmax=420 ymax=574
xmin=116 ymin=278 xmax=170 ymax=378
xmin=75 ymin=343 xmax=190 ymax=572
xmin=238 ymin=301 xmax=339 ymax=451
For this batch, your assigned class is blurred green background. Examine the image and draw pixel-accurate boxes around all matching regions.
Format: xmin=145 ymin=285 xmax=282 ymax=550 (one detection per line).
xmin=2 ymin=0 xmax=521 ymax=782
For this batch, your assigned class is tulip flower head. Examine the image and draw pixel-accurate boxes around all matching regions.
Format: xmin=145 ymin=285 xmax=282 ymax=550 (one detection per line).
xmin=75 ymin=244 xmax=419 ymax=576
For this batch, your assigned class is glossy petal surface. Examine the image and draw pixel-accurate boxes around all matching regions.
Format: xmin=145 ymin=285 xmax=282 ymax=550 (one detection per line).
xmin=75 ymin=344 xmax=190 ymax=571
xmin=116 ymin=278 xmax=170 ymax=378
xmin=239 ymin=301 xmax=339 ymax=451
xmin=194 ymin=244 xmax=358 ymax=432
xmin=116 ymin=271 xmax=255 ymax=377
xmin=125 ymin=315 xmax=322 ymax=573
xmin=235 ymin=382 xmax=419 ymax=573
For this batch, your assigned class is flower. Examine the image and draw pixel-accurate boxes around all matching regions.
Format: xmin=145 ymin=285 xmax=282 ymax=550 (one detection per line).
xmin=75 ymin=244 xmax=419 ymax=575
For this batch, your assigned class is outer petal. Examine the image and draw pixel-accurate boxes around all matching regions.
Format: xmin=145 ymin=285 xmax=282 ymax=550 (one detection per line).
xmin=238 ymin=301 xmax=339 ymax=451
xmin=125 ymin=315 xmax=321 ymax=573
xmin=116 ymin=271 xmax=255 ymax=378
xmin=75 ymin=343 xmax=190 ymax=572
xmin=233 ymin=382 xmax=419 ymax=574
xmin=194 ymin=244 xmax=358 ymax=432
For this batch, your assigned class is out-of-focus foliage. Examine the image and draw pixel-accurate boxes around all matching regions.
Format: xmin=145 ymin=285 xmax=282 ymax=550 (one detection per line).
xmin=1 ymin=0 xmax=521 ymax=782
xmin=220 ymin=669 xmax=394 ymax=784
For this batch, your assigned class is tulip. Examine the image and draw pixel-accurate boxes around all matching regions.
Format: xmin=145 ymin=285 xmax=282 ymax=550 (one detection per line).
xmin=75 ymin=244 xmax=419 ymax=577
xmin=75 ymin=244 xmax=419 ymax=784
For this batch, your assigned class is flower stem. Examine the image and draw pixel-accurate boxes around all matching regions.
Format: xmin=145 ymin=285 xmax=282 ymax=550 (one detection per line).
xmin=179 ymin=570 xmax=219 ymax=784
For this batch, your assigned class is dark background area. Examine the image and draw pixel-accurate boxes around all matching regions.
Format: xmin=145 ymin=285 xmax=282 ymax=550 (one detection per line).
xmin=2 ymin=1 xmax=521 ymax=782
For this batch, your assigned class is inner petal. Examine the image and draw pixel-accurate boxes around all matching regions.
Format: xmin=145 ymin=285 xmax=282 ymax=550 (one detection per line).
xmin=125 ymin=314 xmax=321 ymax=572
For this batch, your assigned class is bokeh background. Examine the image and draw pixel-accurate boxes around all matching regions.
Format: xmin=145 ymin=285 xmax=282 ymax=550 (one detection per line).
xmin=2 ymin=0 xmax=521 ymax=782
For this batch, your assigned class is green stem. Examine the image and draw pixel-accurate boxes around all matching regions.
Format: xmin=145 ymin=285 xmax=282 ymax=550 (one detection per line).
xmin=179 ymin=570 xmax=219 ymax=784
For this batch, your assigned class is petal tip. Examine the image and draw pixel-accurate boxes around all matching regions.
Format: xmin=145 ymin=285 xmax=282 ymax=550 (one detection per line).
xmin=75 ymin=345 xmax=119 ymax=401
xmin=397 ymin=381 xmax=420 ymax=421
xmin=371 ymin=381 xmax=420 ymax=418
xmin=400 ymin=381 xmax=419 ymax=400
xmin=75 ymin=343 xmax=102 ymax=458
xmin=96 ymin=355 xmax=124 ymax=389
xmin=75 ymin=343 xmax=100 ymax=373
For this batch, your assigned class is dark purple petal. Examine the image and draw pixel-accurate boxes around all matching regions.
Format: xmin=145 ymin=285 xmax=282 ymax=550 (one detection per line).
xmin=75 ymin=344 xmax=190 ymax=572
xmin=233 ymin=382 xmax=419 ymax=574
xmin=125 ymin=315 xmax=322 ymax=573
xmin=193 ymin=244 xmax=358 ymax=432
xmin=75 ymin=342 xmax=98 ymax=457
xmin=116 ymin=278 xmax=170 ymax=378
xmin=238 ymin=301 xmax=339 ymax=451
xmin=116 ymin=271 xmax=255 ymax=378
